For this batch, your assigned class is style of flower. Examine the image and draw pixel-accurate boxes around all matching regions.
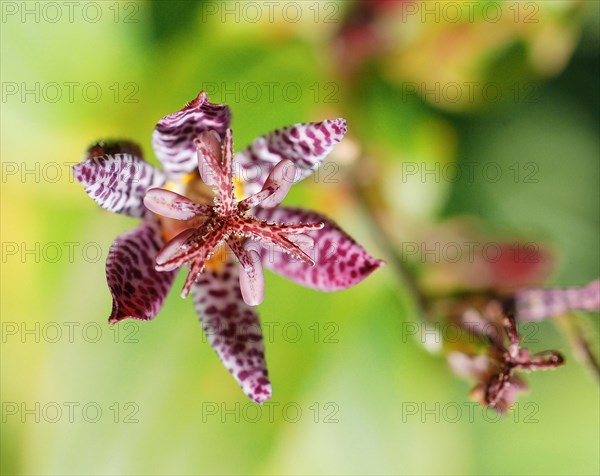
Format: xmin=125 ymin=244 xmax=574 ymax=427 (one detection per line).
xmin=483 ymin=313 xmax=564 ymax=406
xmin=447 ymin=299 xmax=565 ymax=413
xmin=73 ymin=91 xmax=383 ymax=403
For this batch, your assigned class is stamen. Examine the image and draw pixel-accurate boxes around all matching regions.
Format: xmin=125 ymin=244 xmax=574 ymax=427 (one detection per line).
xmin=238 ymin=184 xmax=279 ymax=212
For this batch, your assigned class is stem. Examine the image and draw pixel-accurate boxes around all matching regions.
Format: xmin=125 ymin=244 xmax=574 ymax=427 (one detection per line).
xmin=555 ymin=313 xmax=600 ymax=379
xmin=349 ymin=162 xmax=428 ymax=318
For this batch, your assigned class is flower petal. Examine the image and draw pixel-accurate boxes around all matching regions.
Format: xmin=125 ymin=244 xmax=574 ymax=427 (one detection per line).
xmin=73 ymin=143 xmax=165 ymax=218
xmin=254 ymin=206 xmax=383 ymax=291
xmin=152 ymin=91 xmax=231 ymax=179
xmin=447 ymin=352 xmax=490 ymax=381
xmin=235 ymin=119 xmax=347 ymax=196
xmin=192 ymin=261 xmax=271 ymax=403
xmin=106 ymin=220 xmax=177 ymax=324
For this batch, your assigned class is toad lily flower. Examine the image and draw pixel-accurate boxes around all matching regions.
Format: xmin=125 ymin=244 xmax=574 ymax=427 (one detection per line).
xmin=73 ymin=91 xmax=383 ymax=403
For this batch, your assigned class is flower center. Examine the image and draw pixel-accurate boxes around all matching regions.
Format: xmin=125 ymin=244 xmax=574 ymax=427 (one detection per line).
xmin=157 ymin=174 xmax=215 ymax=242
xmin=144 ymin=129 xmax=324 ymax=306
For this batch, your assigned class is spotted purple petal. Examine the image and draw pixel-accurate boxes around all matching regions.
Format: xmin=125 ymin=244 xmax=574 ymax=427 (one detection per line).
xmin=73 ymin=144 xmax=166 ymax=218
xmin=235 ymin=119 xmax=347 ymax=196
xmin=152 ymin=91 xmax=231 ymax=179
xmin=253 ymin=206 xmax=383 ymax=291
xmin=192 ymin=261 xmax=271 ymax=403
xmin=106 ymin=220 xmax=177 ymax=324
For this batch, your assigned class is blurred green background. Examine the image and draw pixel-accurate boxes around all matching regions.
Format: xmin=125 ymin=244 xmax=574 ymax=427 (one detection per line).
xmin=1 ymin=1 xmax=598 ymax=475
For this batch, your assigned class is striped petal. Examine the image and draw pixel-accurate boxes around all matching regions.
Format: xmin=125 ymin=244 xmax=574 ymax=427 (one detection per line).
xmin=235 ymin=119 xmax=347 ymax=196
xmin=73 ymin=142 xmax=165 ymax=218
xmin=254 ymin=206 xmax=383 ymax=291
xmin=192 ymin=261 xmax=271 ymax=403
xmin=106 ymin=221 xmax=177 ymax=324
xmin=152 ymin=91 xmax=231 ymax=179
